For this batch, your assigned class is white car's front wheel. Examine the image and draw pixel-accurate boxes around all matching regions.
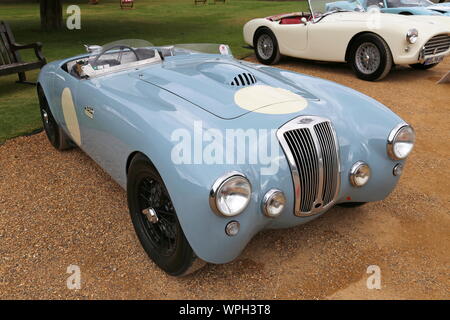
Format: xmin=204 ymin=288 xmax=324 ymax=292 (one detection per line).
xmin=254 ymin=28 xmax=281 ymax=65
xmin=349 ymin=34 xmax=393 ymax=81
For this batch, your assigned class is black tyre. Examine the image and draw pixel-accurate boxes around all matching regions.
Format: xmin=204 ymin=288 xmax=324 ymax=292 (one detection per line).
xmin=127 ymin=154 xmax=205 ymax=276
xmin=254 ymin=28 xmax=281 ymax=65
xmin=37 ymin=86 xmax=73 ymax=151
xmin=349 ymin=33 xmax=393 ymax=81
xmin=409 ymin=62 xmax=439 ymax=70
xmin=338 ymin=202 xmax=367 ymax=208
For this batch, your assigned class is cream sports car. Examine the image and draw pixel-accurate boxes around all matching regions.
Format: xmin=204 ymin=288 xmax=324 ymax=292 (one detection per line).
xmin=243 ymin=0 xmax=450 ymax=81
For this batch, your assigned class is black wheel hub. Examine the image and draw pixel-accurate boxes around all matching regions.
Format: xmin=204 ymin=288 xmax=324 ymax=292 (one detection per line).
xmin=137 ymin=177 xmax=177 ymax=256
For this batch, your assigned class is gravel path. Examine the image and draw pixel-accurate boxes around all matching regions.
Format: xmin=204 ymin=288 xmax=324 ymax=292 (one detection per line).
xmin=0 ymin=58 xmax=449 ymax=299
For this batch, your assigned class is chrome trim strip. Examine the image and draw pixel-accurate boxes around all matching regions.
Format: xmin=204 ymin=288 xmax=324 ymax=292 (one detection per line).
xmin=277 ymin=116 xmax=341 ymax=217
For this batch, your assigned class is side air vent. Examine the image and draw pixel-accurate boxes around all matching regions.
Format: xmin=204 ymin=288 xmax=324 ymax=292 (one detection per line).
xmin=230 ymin=73 xmax=257 ymax=86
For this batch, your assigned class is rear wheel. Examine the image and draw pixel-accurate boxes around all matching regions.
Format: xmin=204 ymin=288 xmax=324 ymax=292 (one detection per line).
xmin=349 ymin=34 xmax=393 ymax=81
xmin=37 ymin=86 xmax=73 ymax=151
xmin=127 ymin=154 xmax=205 ymax=276
xmin=254 ymin=28 xmax=281 ymax=65
xmin=409 ymin=62 xmax=439 ymax=70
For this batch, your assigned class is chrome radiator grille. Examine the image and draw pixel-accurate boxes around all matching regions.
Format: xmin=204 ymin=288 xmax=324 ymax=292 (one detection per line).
xmin=423 ymin=34 xmax=450 ymax=56
xmin=314 ymin=122 xmax=339 ymax=206
xmin=277 ymin=116 xmax=340 ymax=216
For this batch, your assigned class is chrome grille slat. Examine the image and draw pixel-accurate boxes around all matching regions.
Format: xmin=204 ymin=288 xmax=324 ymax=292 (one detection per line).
xmin=423 ymin=34 xmax=450 ymax=56
xmin=285 ymin=129 xmax=319 ymax=212
xmin=297 ymin=130 xmax=314 ymax=211
xmin=315 ymin=123 xmax=329 ymax=202
xmin=426 ymin=40 xmax=449 ymax=46
xmin=314 ymin=122 xmax=338 ymax=206
xmin=304 ymin=129 xmax=320 ymax=210
xmin=277 ymin=116 xmax=340 ymax=216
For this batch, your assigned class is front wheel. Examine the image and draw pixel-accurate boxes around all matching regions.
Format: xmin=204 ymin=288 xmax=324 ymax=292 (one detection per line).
xmin=349 ymin=34 xmax=393 ymax=81
xmin=127 ymin=154 xmax=205 ymax=276
xmin=254 ymin=28 xmax=281 ymax=65
xmin=409 ymin=63 xmax=439 ymax=70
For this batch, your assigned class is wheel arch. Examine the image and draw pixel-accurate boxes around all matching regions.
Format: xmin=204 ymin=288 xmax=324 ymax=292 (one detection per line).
xmin=252 ymin=26 xmax=273 ymax=47
xmin=126 ymin=150 xmax=156 ymax=176
xmin=345 ymin=31 xmax=390 ymax=62
xmin=36 ymin=82 xmax=53 ymax=115
xmin=36 ymin=82 xmax=47 ymax=102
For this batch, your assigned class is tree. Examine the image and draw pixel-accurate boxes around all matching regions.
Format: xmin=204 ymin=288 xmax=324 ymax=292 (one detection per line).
xmin=40 ymin=0 xmax=63 ymax=31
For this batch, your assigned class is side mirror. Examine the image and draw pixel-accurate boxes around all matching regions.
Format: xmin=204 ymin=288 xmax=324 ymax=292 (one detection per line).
xmin=378 ymin=2 xmax=385 ymax=7
xmin=301 ymin=17 xmax=308 ymax=24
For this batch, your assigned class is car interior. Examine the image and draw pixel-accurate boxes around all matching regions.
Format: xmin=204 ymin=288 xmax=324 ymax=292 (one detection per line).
xmin=63 ymin=46 xmax=175 ymax=79
xmin=268 ymin=12 xmax=313 ymax=24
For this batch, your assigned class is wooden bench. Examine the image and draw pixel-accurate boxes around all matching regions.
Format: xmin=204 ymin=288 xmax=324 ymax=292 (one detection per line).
xmin=0 ymin=21 xmax=47 ymax=84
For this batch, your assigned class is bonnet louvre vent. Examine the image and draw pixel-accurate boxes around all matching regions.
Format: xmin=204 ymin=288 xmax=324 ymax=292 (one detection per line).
xmin=230 ymin=73 xmax=257 ymax=87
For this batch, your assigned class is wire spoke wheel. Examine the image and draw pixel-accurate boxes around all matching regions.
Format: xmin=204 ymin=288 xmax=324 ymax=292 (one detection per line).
xmin=137 ymin=176 xmax=177 ymax=257
xmin=127 ymin=154 xmax=203 ymax=276
xmin=257 ymin=34 xmax=274 ymax=60
xmin=355 ymin=42 xmax=381 ymax=75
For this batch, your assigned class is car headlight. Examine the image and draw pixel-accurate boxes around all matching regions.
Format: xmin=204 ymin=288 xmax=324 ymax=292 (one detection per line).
xmin=350 ymin=161 xmax=371 ymax=187
xmin=406 ymin=28 xmax=419 ymax=44
xmin=209 ymin=172 xmax=252 ymax=217
xmin=387 ymin=124 xmax=416 ymax=160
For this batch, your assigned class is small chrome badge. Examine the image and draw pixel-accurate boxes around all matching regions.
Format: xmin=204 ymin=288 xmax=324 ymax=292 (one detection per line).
xmin=142 ymin=208 xmax=159 ymax=224
xmin=84 ymin=106 xmax=95 ymax=119
xmin=298 ymin=117 xmax=313 ymax=124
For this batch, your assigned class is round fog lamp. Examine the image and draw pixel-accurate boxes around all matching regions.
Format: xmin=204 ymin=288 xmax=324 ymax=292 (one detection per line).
xmin=262 ymin=189 xmax=286 ymax=218
xmin=350 ymin=161 xmax=371 ymax=187
xmin=225 ymin=221 xmax=240 ymax=236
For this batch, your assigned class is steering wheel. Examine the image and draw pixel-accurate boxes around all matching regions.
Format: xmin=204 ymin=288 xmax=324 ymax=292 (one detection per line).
xmin=92 ymin=45 xmax=140 ymax=67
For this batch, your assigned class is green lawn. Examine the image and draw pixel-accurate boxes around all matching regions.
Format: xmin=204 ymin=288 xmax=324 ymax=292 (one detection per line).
xmin=0 ymin=0 xmax=307 ymax=143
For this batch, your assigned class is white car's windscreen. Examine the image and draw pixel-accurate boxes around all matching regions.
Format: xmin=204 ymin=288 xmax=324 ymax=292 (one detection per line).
xmin=386 ymin=0 xmax=433 ymax=7
xmin=312 ymin=0 xmax=364 ymax=18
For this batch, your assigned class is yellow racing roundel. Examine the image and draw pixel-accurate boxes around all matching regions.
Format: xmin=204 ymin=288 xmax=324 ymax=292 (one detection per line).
xmin=234 ymin=85 xmax=308 ymax=115
xmin=61 ymin=87 xmax=81 ymax=146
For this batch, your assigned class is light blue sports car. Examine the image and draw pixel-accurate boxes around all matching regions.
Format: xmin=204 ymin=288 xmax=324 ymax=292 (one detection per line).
xmin=326 ymin=0 xmax=450 ymax=16
xmin=37 ymin=40 xmax=416 ymax=276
